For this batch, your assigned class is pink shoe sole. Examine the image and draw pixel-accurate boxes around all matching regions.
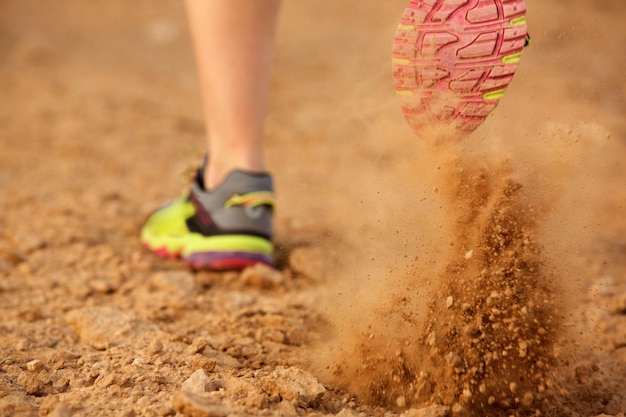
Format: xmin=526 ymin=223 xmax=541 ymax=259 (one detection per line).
xmin=393 ymin=0 xmax=528 ymax=137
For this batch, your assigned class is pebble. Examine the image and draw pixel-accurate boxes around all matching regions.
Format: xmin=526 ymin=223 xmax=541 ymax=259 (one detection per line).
xmin=65 ymin=306 xmax=160 ymax=350
xmin=146 ymin=339 xmax=163 ymax=355
xmin=181 ymin=370 xmax=211 ymax=394
xmin=260 ymin=366 xmax=325 ymax=405
xmin=521 ymin=391 xmax=534 ymax=407
xmin=401 ymin=404 xmax=450 ymax=417
xmin=39 ymin=394 xmax=73 ymax=417
xmin=172 ymin=390 xmax=235 ymax=417
xmin=335 ymin=408 xmax=360 ymax=417
xmin=26 ymin=359 xmax=45 ymax=372
xmin=15 ymin=338 xmax=31 ymax=351
xmin=240 ymin=264 xmax=284 ymax=288
xmin=150 ymin=271 xmax=197 ymax=301
xmin=186 ymin=338 xmax=209 ymax=355
xmin=0 ymin=393 xmax=36 ymax=416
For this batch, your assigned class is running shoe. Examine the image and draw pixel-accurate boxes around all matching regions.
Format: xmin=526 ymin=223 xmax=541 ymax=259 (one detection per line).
xmin=392 ymin=0 xmax=529 ymax=137
xmin=140 ymin=161 xmax=275 ymax=270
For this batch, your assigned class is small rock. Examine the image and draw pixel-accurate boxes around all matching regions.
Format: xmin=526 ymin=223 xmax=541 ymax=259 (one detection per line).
xmin=396 ymin=395 xmax=407 ymax=408
xmin=260 ymin=366 xmax=325 ymax=405
xmin=39 ymin=394 xmax=73 ymax=417
xmin=181 ymin=370 xmax=211 ymax=394
xmin=15 ymin=338 xmax=30 ymax=352
xmin=426 ymin=332 xmax=437 ymax=346
xmin=464 ymin=250 xmax=473 ymax=260
xmin=240 ymin=264 xmax=284 ymax=288
xmin=462 ymin=388 xmax=471 ymax=399
xmin=276 ymin=399 xmax=297 ymax=415
xmin=65 ymin=306 xmax=160 ymax=350
xmin=88 ymin=278 xmax=116 ymax=294
xmin=94 ymin=373 xmax=126 ymax=389
xmin=47 ymin=403 xmax=72 ymax=417
xmin=186 ymin=338 xmax=209 ymax=355
xmin=202 ymin=349 xmax=240 ymax=371
xmin=26 ymin=359 xmax=45 ymax=372
xmin=521 ymin=391 xmax=534 ymax=407
xmin=0 ymin=394 xmax=36 ymax=416
xmin=402 ymin=404 xmax=450 ymax=417
xmin=150 ymin=271 xmax=197 ymax=302
xmin=146 ymin=339 xmax=163 ymax=355
xmin=445 ymin=352 xmax=461 ymax=368
xmin=172 ymin=390 xmax=234 ymax=417
xmin=13 ymin=230 xmax=45 ymax=253
xmin=335 ymin=408 xmax=360 ymax=417
xmin=414 ymin=379 xmax=433 ymax=402
xmin=446 ymin=296 xmax=454 ymax=308
xmin=518 ymin=341 xmax=529 ymax=358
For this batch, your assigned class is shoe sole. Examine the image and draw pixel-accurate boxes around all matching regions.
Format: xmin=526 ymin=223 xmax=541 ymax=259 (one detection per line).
xmin=140 ymin=232 xmax=274 ymax=271
xmin=392 ymin=0 xmax=528 ymax=136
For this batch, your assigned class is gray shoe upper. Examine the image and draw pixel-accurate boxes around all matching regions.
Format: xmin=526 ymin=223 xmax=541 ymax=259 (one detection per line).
xmin=188 ymin=170 xmax=274 ymax=239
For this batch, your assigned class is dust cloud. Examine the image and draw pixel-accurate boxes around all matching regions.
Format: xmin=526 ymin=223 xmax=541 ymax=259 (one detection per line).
xmin=308 ymin=120 xmax=626 ymax=417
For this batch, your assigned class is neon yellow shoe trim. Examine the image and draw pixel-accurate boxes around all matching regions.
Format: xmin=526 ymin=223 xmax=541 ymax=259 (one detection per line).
xmin=502 ymin=52 xmax=522 ymax=64
xmin=396 ymin=90 xmax=414 ymax=97
xmin=483 ymin=89 xmax=506 ymax=101
xmin=182 ymin=234 xmax=273 ymax=256
xmin=224 ymin=191 xmax=275 ymax=209
xmin=397 ymin=24 xmax=415 ymax=32
xmin=510 ymin=16 xmax=526 ymax=26
xmin=392 ymin=58 xmax=411 ymax=66
xmin=141 ymin=192 xmax=273 ymax=256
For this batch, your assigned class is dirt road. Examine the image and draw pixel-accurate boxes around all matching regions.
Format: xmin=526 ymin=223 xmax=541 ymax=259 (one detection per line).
xmin=1 ymin=1 xmax=625 ymax=416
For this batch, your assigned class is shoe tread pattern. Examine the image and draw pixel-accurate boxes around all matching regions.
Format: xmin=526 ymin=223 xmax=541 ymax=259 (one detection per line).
xmin=393 ymin=0 xmax=528 ymax=135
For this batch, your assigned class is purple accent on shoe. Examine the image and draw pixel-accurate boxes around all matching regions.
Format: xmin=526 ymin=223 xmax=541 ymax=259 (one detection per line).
xmin=184 ymin=251 xmax=273 ymax=270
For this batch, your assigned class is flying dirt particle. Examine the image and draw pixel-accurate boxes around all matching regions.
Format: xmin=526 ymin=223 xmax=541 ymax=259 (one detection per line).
xmin=446 ymin=296 xmax=454 ymax=308
xmin=402 ymin=404 xmax=450 ymax=417
xmin=518 ymin=341 xmax=529 ymax=358
xmin=445 ymin=352 xmax=462 ymax=368
xmin=462 ymin=388 xmax=472 ymax=400
xmin=464 ymin=250 xmax=473 ymax=260
xmin=521 ymin=391 xmax=534 ymax=407
xmin=397 ymin=395 xmax=407 ymax=408
xmin=414 ymin=379 xmax=433 ymax=403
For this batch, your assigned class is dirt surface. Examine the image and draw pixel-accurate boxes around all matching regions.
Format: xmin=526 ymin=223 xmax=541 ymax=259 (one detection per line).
xmin=1 ymin=1 xmax=626 ymax=417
